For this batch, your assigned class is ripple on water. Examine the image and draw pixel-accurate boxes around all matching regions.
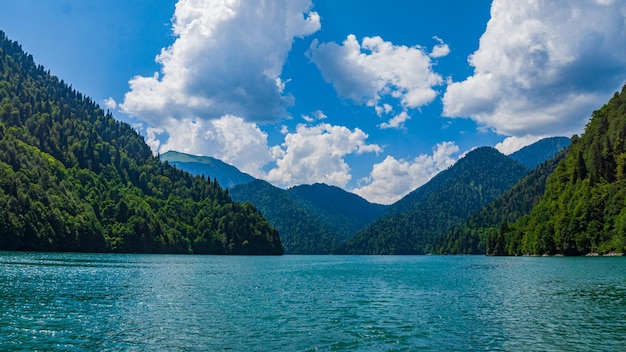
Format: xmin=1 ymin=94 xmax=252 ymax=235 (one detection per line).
xmin=0 ymin=253 xmax=625 ymax=350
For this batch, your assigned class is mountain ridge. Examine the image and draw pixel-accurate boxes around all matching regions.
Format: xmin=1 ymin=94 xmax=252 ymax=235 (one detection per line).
xmin=342 ymin=147 xmax=532 ymax=254
xmin=492 ymin=86 xmax=626 ymax=256
xmin=435 ymin=147 xmax=569 ymax=254
xmin=160 ymin=150 xmax=255 ymax=188
xmin=286 ymin=183 xmax=386 ymax=241
xmin=229 ymin=179 xmax=342 ymax=254
xmin=0 ymin=31 xmax=282 ymax=255
xmin=508 ymin=136 xmax=571 ymax=169
xmin=169 ymin=138 xmax=571 ymax=254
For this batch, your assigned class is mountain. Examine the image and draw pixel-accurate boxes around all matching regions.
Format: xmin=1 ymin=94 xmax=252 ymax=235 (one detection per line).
xmin=0 ymin=31 xmax=282 ymax=255
xmin=342 ymin=147 xmax=531 ymax=254
xmin=165 ymin=154 xmax=388 ymax=253
xmin=286 ymin=183 xmax=386 ymax=241
xmin=435 ymin=147 xmax=569 ymax=254
xmin=492 ymin=86 xmax=626 ymax=256
xmin=160 ymin=150 xmax=254 ymax=188
xmin=230 ymin=181 xmax=384 ymax=254
xmin=229 ymin=180 xmax=341 ymax=254
xmin=508 ymin=136 xmax=571 ymax=169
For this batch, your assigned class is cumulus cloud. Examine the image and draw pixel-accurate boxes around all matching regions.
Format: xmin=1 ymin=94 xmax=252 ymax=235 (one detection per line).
xmin=375 ymin=103 xmax=393 ymax=117
xmin=352 ymin=142 xmax=460 ymax=204
xmin=145 ymin=126 xmax=165 ymax=152
xmin=378 ymin=111 xmax=411 ymax=130
xmin=309 ymin=34 xmax=446 ymax=114
xmin=494 ymin=135 xmax=545 ymax=155
xmin=121 ymin=0 xmax=320 ymax=124
xmin=430 ymin=36 xmax=450 ymax=58
xmin=301 ymin=110 xmax=327 ymax=122
xmin=102 ymin=97 xmax=117 ymax=110
xmin=443 ymin=0 xmax=626 ymax=140
xmin=151 ymin=115 xmax=273 ymax=177
xmin=266 ymin=123 xmax=382 ymax=188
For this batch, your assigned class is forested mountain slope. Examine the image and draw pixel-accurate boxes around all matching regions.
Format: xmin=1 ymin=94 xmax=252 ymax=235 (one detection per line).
xmin=508 ymin=136 xmax=570 ymax=169
xmin=435 ymin=148 xmax=568 ymax=254
xmin=492 ymin=86 xmax=626 ymax=256
xmin=342 ymin=147 xmax=531 ymax=254
xmin=160 ymin=150 xmax=254 ymax=188
xmin=163 ymin=149 xmax=386 ymax=251
xmin=229 ymin=180 xmax=341 ymax=254
xmin=286 ymin=183 xmax=385 ymax=241
xmin=0 ymin=31 xmax=282 ymax=254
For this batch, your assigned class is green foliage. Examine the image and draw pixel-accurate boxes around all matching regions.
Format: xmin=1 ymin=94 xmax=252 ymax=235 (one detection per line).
xmin=229 ymin=181 xmax=385 ymax=254
xmin=508 ymin=137 xmax=571 ymax=169
xmin=286 ymin=183 xmax=385 ymax=241
xmin=495 ymin=86 xmax=626 ymax=256
xmin=343 ymin=147 xmax=531 ymax=254
xmin=230 ymin=180 xmax=341 ymax=254
xmin=0 ymin=31 xmax=282 ymax=255
xmin=435 ymin=148 xmax=568 ymax=255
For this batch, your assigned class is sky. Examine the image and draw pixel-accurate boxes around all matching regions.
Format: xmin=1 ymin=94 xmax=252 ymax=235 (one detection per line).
xmin=2 ymin=0 xmax=626 ymax=204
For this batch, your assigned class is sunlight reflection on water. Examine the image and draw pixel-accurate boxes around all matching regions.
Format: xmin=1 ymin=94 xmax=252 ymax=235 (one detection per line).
xmin=0 ymin=253 xmax=625 ymax=350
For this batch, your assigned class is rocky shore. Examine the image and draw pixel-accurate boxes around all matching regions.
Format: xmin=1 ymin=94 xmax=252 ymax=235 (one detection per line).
xmin=585 ymin=251 xmax=625 ymax=257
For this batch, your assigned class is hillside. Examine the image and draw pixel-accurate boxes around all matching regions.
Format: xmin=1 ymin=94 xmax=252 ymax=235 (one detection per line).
xmin=435 ymin=148 xmax=568 ymax=254
xmin=169 ymin=152 xmax=388 ymax=253
xmin=229 ymin=180 xmax=341 ymax=254
xmin=508 ymin=136 xmax=571 ymax=169
xmin=493 ymin=86 xmax=626 ymax=256
xmin=343 ymin=147 xmax=531 ymax=254
xmin=0 ymin=31 xmax=282 ymax=255
xmin=286 ymin=183 xmax=385 ymax=241
xmin=160 ymin=150 xmax=254 ymax=188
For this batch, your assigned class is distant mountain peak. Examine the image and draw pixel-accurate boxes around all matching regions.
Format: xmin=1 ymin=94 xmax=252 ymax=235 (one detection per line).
xmin=508 ymin=136 xmax=571 ymax=169
xmin=344 ymin=145 xmax=530 ymax=254
xmin=0 ymin=32 xmax=282 ymax=255
xmin=160 ymin=150 xmax=254 ymax=188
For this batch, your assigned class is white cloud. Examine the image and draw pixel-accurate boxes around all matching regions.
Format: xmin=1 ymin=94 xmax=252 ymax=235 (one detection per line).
xmin=443 ymin=0 xmax=626 ymax=140
xmin=145 ymin=126 xmax=164 ymax=152
xmin=495 ymin=135 xmax=544 ymax=155
xmin=309 ymin=34 xmax=445 ymax=113
xmin=301 ymin=110 xmax=327 ymax=122
xmin=121 ymin=0 xmax=320 ymax=124
xmin=265 ymin=123 xmax=382 ymax=188
xmin=430 ymin=36 xmax=450 ymax=58
xmin=375 ymin=103 xmax=393 ymax=117
xmin=352 ymin=142 xmax=460 ymax=204
xmin=102 ymin=97 xmax=117 ymax=110
xmin=118 ymin=0 xmax=320 ymax=177
xmin=378 ymin=111 xmax=411 ymax=130
xmin=153 ymin=115 xmax=273 ymax=177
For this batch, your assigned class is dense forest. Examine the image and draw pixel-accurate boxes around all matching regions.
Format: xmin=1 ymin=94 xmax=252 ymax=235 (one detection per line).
xmin=286 ymin=183 xmax=385 ymax=241
xmin=163 ymin=152 xmax=387 ymax=254
xmin=435 ymin=148 xmax=568 ymax=254
xmin=0 ymin=31 xmax=283 ymax=254
xmin=490 ymin=86 xmax=626 ymax=256
xmin=229 ymin=181 xmax=386 ymax=254
xmin=4 ymin=27 xmax=607 ymax=257
xmin=508 ymin=136 xmax=570 ymax=169
xmin=342 ymin=147 xmax=531 ymax=254
xmin=229 ymin=180 xmax=341 ymax=254
xmin=176 ymin=139 xmax=569 ymax=255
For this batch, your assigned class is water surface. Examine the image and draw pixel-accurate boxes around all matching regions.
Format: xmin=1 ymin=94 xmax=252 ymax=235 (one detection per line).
xmin=1 ymin=253 xmax=625 ymax=350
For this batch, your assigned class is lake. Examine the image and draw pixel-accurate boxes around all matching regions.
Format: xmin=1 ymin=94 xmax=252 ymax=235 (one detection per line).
xmin=0 ymin=252 xmax=625 ymax=351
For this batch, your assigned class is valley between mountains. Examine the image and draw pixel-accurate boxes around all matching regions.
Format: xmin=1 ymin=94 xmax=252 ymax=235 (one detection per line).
xmin=2 ymin=29 xmax=626 ymax=256
xmin=163 ymin=137 xmax=572 ymax=254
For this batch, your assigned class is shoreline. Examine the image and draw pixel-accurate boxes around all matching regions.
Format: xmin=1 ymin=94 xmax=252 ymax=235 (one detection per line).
xmin=585 ymin=251 xmax=625 ymax=257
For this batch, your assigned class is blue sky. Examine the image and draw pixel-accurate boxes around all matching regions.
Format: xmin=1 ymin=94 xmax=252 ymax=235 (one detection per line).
xmin=2 ymin=0 xmax=626 ymax=204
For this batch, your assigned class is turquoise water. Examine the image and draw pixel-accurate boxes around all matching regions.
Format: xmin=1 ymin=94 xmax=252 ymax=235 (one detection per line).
xmin=0 ymin=253 xmax=625 ymax=351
